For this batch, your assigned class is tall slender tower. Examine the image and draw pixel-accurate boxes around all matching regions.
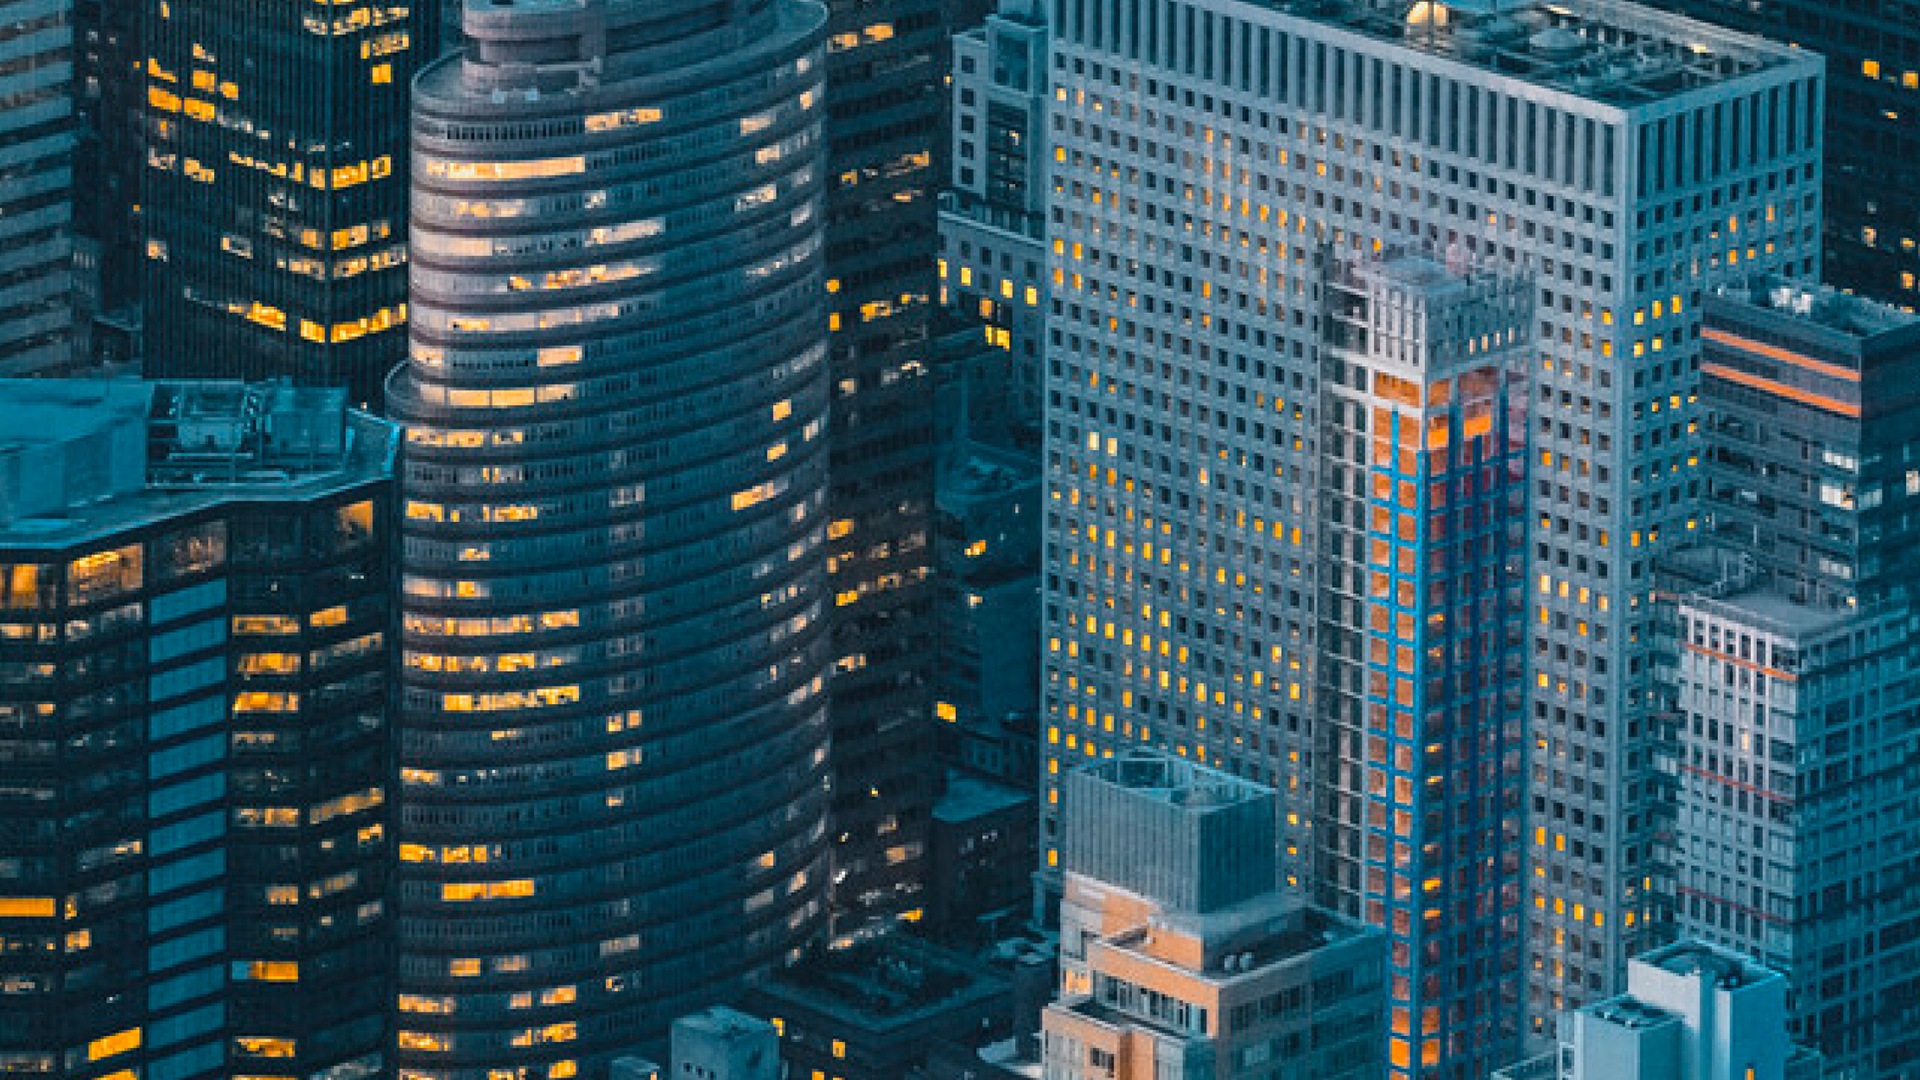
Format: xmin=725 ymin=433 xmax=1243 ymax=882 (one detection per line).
xmin=1319 ymin=253 xmax=1531 ymax=1078
xmin=819 ymin=0 xmax=948 ymax=932
xmin=391 ymin=0 xmax=834 ymax=1074
xmin=141 ymin=0 xmax=436 ymax=402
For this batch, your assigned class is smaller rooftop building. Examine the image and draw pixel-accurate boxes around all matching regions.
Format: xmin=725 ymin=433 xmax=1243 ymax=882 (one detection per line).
xmin=1495 ymin=941 xmax=1821 ymax=1080
xmin=1062 ymin=752 xmax=1278 ymax=917
xmin=672 ymin=1007 xmax=781 ymax=1080
xmin=928 ymin=771 xmax=1036 ymax=944
xmin=1045 ymin=753 xmax=1384 ymax=1080
xmin=744 ymin=935 xmax=1013 ymax=1080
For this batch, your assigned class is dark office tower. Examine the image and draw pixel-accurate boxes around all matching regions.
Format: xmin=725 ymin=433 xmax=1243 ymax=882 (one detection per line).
xmin=818 ymin=0 xmax=946 ymax=932
xmin=1635 ymin=0 xmax=1919 ymax=309
xmin=72 ymin=0 xmax=143 ymax=361
xmin=0 ymin=379 xmax=397 ymax=1080
xmin=392 ymin=0 xmax=833 ymax=1073
xmin=0 ymin=0 xmax=75 ymax=375
xmin=1319 ymin=254 xmax=1531 ymax=1080
xmin=141 ymin=0 xmax=435 ymax=403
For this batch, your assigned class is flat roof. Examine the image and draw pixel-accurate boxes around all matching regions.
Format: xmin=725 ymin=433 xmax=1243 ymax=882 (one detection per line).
xmin=753 ymin=935 xmax=1008 ymax=1032
xmin=1081 ymin=750 xmax=1273 ymax=811
xmin=1713 ymin=278 xmax=1920 ymax=342
xmin=1101 ymin=895 xmax=1375 ymax=979
xmin=1684 ymin=584 xmax=1855 ymax=639
xmin=934 ymin=772 xmax=1033 ymax=824
xmin=1637 ymin=939 xmax=1778 ymax=989
xmin=0 ymin=380 xmax=396 ymax=551
xmin=1227 ymin=0 xmax=1813 ymax=107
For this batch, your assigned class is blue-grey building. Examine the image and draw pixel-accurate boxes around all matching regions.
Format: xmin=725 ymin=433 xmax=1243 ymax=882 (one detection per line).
xmin=1657 ymin=280 xmax=1920 ymax=1079
xmin=0 ymin=0 xmax=76 ymax=374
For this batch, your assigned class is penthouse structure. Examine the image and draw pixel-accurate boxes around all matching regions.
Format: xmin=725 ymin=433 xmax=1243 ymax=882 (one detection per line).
xmin=392 ymin=0 xmax=835 ymax=1073
xmin=1494 ymin=941 xmax=1821 ymax=1080
xmin=1039 ymin=0 xmax=1823 ymax=1046
xmin=0 ymin=379 xmax=397 ymax=1080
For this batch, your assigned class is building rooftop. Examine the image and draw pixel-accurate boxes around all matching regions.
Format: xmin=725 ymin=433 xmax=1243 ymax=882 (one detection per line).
xmin=1105 ymin=895 xmax=1373 ymax=979
xmin=754 ymin=936 xmax=1009 ymax=1034
xmin=934 ymin=772 xmax=1033 ymax=825
xmin=1237 ymin=0 xmax=1811 ymax=106
xmin=676 ymin=1005 xmax=778 ymax=1041
xmin=1080 ymin=751 xmax=1271 ymax=811
xmin=1712 ymin=277 xmax=1920 ymax=342
xmin=1638 ymin=941 xmax=1772 ymax=990
xmin=0 ymin=379 xmax=397 ymax=548
xmin=1684 ymin=583 xmax=1857 ymax=640
xmin=938 ymin=442 xmax=1038 ymax=507
xmin=1587 ymin=995 xmax=1680 ymax=1031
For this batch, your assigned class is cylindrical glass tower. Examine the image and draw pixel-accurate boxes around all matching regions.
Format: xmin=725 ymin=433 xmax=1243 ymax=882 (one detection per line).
xmin=390 ymin=0 xmax=832 ymax=1074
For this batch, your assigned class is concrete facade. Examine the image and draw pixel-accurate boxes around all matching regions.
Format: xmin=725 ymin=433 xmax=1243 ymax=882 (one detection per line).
xmin=1038 ymin=0 xmax=1823 ymax=1053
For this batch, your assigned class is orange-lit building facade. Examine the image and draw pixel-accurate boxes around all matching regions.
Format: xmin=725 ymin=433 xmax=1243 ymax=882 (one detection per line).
xmin=1317 ymin=254 xmax=1529 ymax=1080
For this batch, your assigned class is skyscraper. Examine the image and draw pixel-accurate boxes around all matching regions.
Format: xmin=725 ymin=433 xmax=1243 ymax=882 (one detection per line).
xmin=141 ymin=0 xmax=435 ymax=402
xmin=392 ymin=0 xmax=834 ymax=1073
xmin=1631 ymin=0 xmax=1920 ymax=308
xmin=820 ymin=0 xmax=948 ymax=931
xmin=1319 ymin=252 xmax=1530 ymax=1077
xmin=0 ymin=378 xmax=397 ymax=1080
xmin=1039 ymin=0 xmax=1822 ymax=1049
xmin=0 ymin=0 xmax=76 ymax=374
xmin=1659 ymin=279 xmax=1920 ymax=1078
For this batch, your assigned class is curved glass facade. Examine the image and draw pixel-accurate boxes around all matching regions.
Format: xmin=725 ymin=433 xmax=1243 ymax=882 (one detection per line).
xmin=390 ymin=1 xmax=832 ymax=1074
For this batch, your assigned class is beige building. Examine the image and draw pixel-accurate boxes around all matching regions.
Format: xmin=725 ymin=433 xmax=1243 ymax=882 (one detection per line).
xmin=1043 ymin=754 xmax=1383 ymax=1080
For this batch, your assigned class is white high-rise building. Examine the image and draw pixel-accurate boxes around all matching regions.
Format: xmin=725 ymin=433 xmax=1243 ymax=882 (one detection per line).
xmin=1657 ymin=282 xmax=1920 ymax=1078
xmin=1494 ymin=941 xmax=1821 ymax=1080
xmin=1037 ymin=0 xmax=1822 ymax=1071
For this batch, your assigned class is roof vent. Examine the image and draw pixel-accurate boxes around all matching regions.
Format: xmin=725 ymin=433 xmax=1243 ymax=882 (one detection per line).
xmin=1528 ymin=26 xmax=1588 ymax=62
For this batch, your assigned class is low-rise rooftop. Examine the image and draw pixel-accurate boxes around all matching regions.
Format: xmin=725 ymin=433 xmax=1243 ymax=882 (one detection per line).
xmin=1104 ymin=895 xmax=1373 ymax=978
xmin=0 ymin=379 xmax=397 ymax=548
xmin=753 ymin=936 xmax=1009 ymax=1033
